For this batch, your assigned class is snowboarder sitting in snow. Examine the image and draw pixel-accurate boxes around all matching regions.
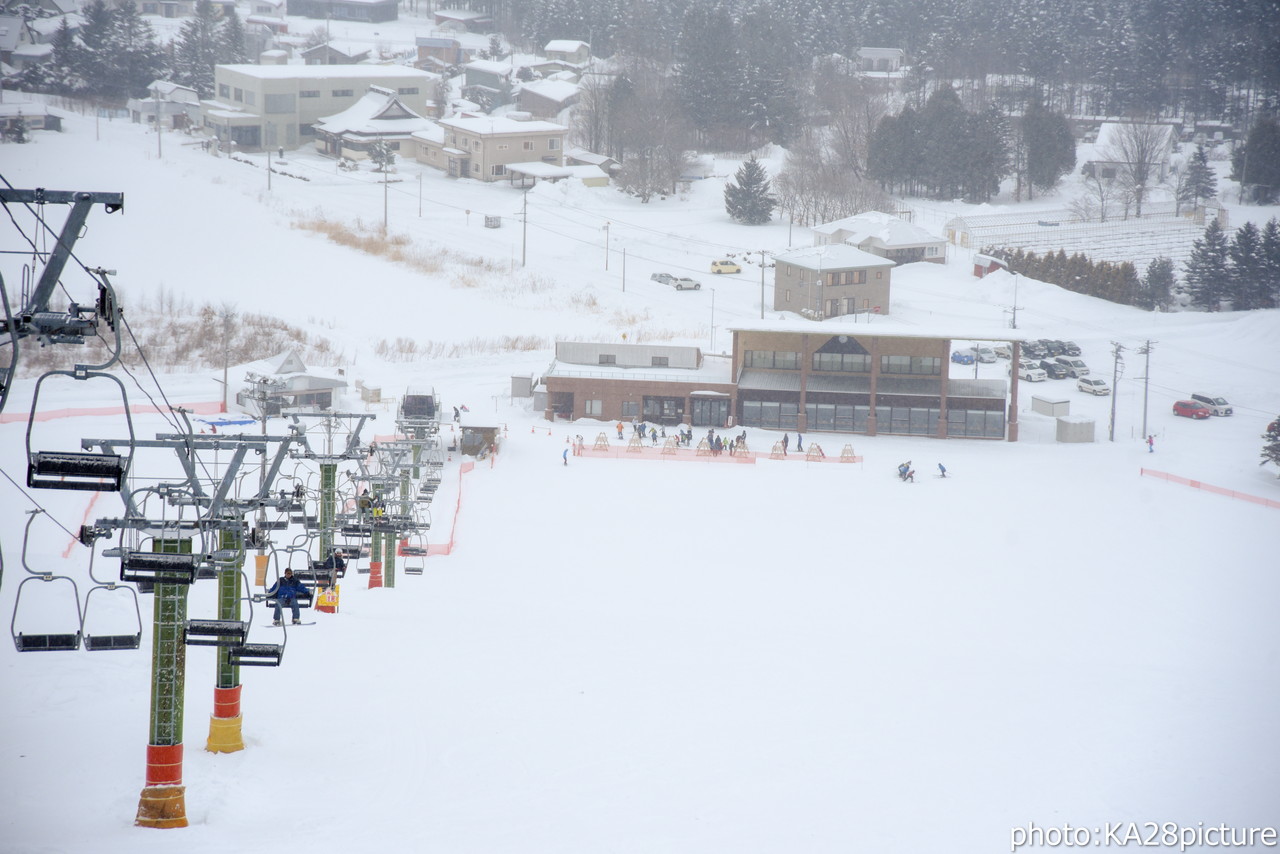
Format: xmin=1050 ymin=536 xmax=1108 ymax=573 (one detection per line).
xmin=897 ymin=462 xmax=910 ymax=480
xmin=267 ymin=568 xmax=310 ymax=626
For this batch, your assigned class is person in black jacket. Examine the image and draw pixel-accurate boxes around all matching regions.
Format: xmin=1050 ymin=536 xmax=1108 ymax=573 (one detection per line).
xmin=267 ymin=568 xmax=311 ymax=625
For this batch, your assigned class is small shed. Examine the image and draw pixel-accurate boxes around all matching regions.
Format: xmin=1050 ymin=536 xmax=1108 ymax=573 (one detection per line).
xmin=511 ymin=375 xmax=534 ymax=398
xmin=1056 ymin=415 xmax=1095 ymax=443
xmin=973 ymin=253 xmax=1007 ymax=278
xmin=1031 ymin=395 xmax=1069 ymax=417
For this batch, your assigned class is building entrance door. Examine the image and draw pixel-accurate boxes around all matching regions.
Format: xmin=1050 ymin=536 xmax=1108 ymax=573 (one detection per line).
xmin=691 ymin=397 xmax=729 ymax=427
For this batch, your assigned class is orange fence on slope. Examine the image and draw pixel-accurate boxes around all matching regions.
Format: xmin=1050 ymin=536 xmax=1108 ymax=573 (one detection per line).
xmin=1140 ymin=468 xmax=1280 ymax=510
xmin=427 ymin=461 xmax=475 ymax=556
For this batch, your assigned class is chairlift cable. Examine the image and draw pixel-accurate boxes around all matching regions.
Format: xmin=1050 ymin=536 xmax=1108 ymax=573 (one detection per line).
xmin=0 ymin=467 xmax=84 ymax=543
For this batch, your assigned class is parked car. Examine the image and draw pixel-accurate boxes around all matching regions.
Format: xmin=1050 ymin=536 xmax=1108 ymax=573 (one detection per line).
xmin=993 ymin=343 xmax=1013 ymax=359
xmin=1173 ymin=400 xmax=1212 ymax=419
xmin=1061 ymin=340 xmax=1082 ymax=356
xmin=651 ymin=272 xmax=675 ymax=284
xmin=1189 ymin=393 xmax=1232 ymax=416
xmin=1019 ymin=364 xmax=1048 ymax=382
xmin=1041 ymin=339 xmax=1065 ymax=357
xmin=1077 ymin=377 xmax=1110 ymax=395
xmin=951 ymin=350 xmax=975 ymax=365
xmin=669 ymin=276 xmax=701 ymax=291
xmin=1039 ymin=359 xmax=1070 ymax=379
xmin=710 ymin=259 xmax=741 ymax=274
xmin=1055 ymin=356 xmax=1090 ymax=377
xmin=1023 ymin=341 xmax=1048 ymax=359
xmin=969 ymin=346 xmax=997 ymax=363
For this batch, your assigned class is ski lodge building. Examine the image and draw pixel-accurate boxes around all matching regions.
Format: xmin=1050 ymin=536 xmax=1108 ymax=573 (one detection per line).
xmin=542 ymin=328 xmax=1023 ymax=441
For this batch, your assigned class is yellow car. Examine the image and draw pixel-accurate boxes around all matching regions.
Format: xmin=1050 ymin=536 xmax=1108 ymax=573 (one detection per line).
xmin=710 ymin=259 xmax=741 ymax=274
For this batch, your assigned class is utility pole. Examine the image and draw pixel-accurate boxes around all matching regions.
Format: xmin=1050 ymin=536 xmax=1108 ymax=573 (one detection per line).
xmin=710 ymin=288 xmax=716 ymax=352
xmin=266 ymin=146 xmax=271 ymax=191
xmin=382 ymin=163 xmax=389 ymax=232
xmin=521 ymin=190 xmax=527 ymax=267
xmin=1138 ymin=340 xmax=1154 ymax=440
xmin=1010 ymin=273 xmax=1020 ymax=329
xmin=1109 ymin=341 xmax=1125 ymax=442
xmin=418 ymin=171 xmax=422 ymax=217
xmin=155 ymin=86 xmax=162 ymax=158
xmin=603 ymin=221 xmax=610 ymax=270
xmin=622 ymin=248 xmax=626 ymax=292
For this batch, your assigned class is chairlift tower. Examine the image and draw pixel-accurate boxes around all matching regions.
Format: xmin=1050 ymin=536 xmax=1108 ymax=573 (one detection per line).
xmin=80 ymin=421 xmax=300 ymax=827
xmin=288 ymin=412 xmax=376 ymax=570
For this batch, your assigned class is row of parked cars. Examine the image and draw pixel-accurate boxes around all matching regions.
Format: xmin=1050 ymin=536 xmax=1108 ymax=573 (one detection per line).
xmin=1173 ymin=394 xmax=1233 ymax=418
xmin=651 ymin=259 xmax=744 ymax=291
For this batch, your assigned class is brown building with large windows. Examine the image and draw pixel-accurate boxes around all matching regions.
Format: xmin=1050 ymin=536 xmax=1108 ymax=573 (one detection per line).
xmin=543 ymin=329 xmax=1020 ymax=440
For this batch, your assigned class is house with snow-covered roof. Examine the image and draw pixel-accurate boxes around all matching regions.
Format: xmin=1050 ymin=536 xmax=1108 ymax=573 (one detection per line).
xmin=1086 ymin=122 xmax=1176 ymax=183
xmin=772 ymin=244 xmax=895 ymax=319
xmin=412 ymin=114 xmax=565 ymax=181
xmin=813 ymin=211 xmax=946 ymax=265
xmin=290 ymin=0 xmax=397 ymax=23
xmin=544 ymin=39 xmax=590 ymax=65
xmin=302 ymin=41 xmax=372 ymax=65
xmin=461 ymin=58 xmax=514 ymax=107
xmin=314 ymin=84 xmax=436 ymax=160
xmin=516 ymin=78 xmax=579 ymax=120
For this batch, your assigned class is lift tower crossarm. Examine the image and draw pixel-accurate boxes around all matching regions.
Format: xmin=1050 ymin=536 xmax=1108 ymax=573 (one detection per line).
xmin=0 ymin=189 xmax=124 ymax=322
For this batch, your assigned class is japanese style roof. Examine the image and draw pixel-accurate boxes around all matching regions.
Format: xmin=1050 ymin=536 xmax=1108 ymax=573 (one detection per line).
xmin=315 ymin=86 xmax=433 ymax=136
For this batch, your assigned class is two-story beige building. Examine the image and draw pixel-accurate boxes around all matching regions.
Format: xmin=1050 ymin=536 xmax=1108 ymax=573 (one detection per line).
xmin=772 ymin=245 xmax=895 ymax=319
xmin=202 ymin=64 xmax=437 ymax=151
xmin=412 ymin=115 xmax=565 ymax=181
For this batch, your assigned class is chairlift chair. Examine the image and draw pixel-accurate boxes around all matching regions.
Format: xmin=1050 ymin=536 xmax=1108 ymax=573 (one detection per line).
xmin=81 ymin=547 xmax=143 ymax=651
xmin=26 ymin=370 xmax=135 ymax=491
xmin=10 ymin=511 xmax=83 ymax=652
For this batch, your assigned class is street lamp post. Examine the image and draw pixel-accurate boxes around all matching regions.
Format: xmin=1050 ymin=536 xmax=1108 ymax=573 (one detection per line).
xmin=710 ymin=289 xmax=716 ymax=352
xmin=604 ymin=221 xmax=610 ymax=270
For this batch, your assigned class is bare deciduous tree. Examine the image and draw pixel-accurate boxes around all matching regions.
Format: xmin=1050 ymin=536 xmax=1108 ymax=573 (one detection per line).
xmin=1102 ymin=122 xmax=1169 ymax=217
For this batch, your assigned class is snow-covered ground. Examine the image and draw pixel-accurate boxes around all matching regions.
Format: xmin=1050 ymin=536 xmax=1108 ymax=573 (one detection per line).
xmin=1 ymin=102 xmax=1278 ymax=854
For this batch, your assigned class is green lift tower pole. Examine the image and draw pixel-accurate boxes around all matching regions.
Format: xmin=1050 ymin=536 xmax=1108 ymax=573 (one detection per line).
xmin=206 ymin=526 xmax=245 ymax=753
xmin=136 ymin=538 xmax=191 ymax=829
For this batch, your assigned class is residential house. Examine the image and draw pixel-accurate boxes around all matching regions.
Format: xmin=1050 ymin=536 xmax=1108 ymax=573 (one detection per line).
xmin=413 ymin=114 xmax=565 ymax=181
xmin=126 ymin=80 xmax=199 ymax=130
xmin=772 ymin=245 xmax=895 ymax=318
xmin=1086 ymin=122 xmax=1176 ymax=183
xmin=432 ymin=8 xmax=492 ymax=32
xmin=516 ymin=78 xmax=578 ymax=120
xmin=248 ymin=0 xmax=285 ymax=16
xmin=858 ymin=47 xmax=905 ymax=73
xmin=415 ymin=35 xmax=472 ymax=71
xmin=132 ymin=0 xmax=236 ymax=17
xmin=0 ymin=100 xmax=62 ymax=137
xmin=201 ymin=63 xmax=436 ymax=150
xmin=544 ymin=39 xmax=589 ymax=65
xmin=302 ymin=40 xmax=372 ymax=65
xmin=0 ymin=12 xmax=81 ymax=71
xmin=973 ymin=254 xmax=1008 ymax=278
xmin=313 ymin=84 xmax=435 ymax=160
xmin=543 ymin=329 xmax=1016 ymax=440
xmin=460 ymin=58 xmax=513 ymax=108
xmin=812 ymin=211 xmax=946 ymax=265
xmin=565 ymin=146 xmax=619 ymax=175
xmin=289 ymin=0 xmax=396 ymax=23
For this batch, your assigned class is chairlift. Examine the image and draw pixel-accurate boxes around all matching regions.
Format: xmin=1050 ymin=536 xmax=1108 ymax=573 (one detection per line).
xmin=10 ymin=511 xmax=83 ymax=652
xmin=402 ymin=535 xmax=427 ymax=576
xmin=227 ymin=569 xmax=286 ymax=667
xmin=81 ymin=546 xmax=143 ymax=651
xmin=26 ymin=370 xmax=135 ymax=491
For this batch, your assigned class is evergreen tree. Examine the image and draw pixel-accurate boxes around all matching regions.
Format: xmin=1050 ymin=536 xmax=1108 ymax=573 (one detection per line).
xmin=173 ymin=0 xmax=222 ymax=98
xmin=724 ymin=156 xmax=776 ymax=225
xmin=1260 ymin=218 xmax=1280 ymax=310
xmin=1232 ymin=119 xmax=1280 ymax=204
xmin=1184 ymin=219 xmax=1231 ymax=310
xmin=674 ymin=4 xmax=742 ymax=147
xmin=1178 ymin=144 xmax=1217 ymax=209
xmin=1138 ymin=257 xmax=1174 ymax=310
xmin=218 ymin=8 xmax=249 ymax=65
xmin=1022 ymin=99 xmax=1076 ymax=196
xmin=368 ymin=140 xmax=396 ymax=172
xmin=109 ymin=2 xmax=165 ymax=101
xmin=1227 ymin=221 xmax=1266 ymax=310
xmin=1262 ymin=416 xmax=1280 ymax=476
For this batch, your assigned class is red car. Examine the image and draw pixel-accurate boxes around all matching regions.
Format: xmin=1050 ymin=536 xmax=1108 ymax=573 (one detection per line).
xmin=1172 ymin=400 xmax=1212 ymax=419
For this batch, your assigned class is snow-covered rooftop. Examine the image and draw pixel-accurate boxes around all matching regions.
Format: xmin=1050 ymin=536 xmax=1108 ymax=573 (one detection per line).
xmin=519 ymin=78 xmax=578 ymax=103
xmin=813 ymin=211 xmax=944 ymax=247
xmin=773 ymin=244 xmax=896 ymax=269
xmin=315 ymin=87 xmax=434 ymax=136
xmin=544 ymin=39 xmax=588 ymax=53
xmin=438 ymin=115 xmax=565 ymax=135
xmin=216 ymin=64 xmax=433 ymax=80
